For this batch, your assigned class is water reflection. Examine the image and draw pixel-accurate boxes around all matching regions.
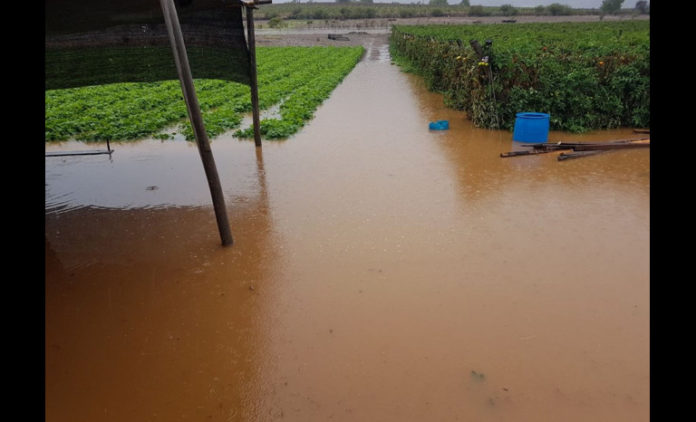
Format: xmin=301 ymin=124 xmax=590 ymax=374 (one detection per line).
xmin=45 ymin=141 xmax=278 ymax=421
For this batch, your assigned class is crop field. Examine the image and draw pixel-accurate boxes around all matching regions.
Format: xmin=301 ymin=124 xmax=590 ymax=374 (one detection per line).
xmin=45 ymin=46 xmax=364 ymax=142
xmin=390 ymin=20 xmax=649 ymax=132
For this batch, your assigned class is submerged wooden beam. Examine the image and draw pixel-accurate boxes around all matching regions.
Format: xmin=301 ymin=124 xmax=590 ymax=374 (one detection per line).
xmin=45 ymin=150 xmax=114 ymax=157
xmin=572 ymin=141 xmax=650 ymax=151
xmin=558 ymin=150 xmax=606 ymax=161
xmin=503 ymin=138 xmax=649 ymax=160
xmin=160 ymin=0 xmax=233 ymax=246
xmin=500 ymin=147 xmax=570 ymax=158
xmin=523 ymin=137 xmax=649 ymax=149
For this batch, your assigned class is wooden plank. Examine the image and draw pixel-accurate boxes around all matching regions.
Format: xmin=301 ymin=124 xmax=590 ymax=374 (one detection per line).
xmin=572 ymin=141 xmax=649 ymax=151
xmin=500 ymin=147 xmax=570 ymax=158
xmin=558 ymin=150 xmax=606 ymax=161
xmin=523 ymin=137 xmax=649 ymax=149
xmin=45 ymin=150 xmax=114 ymax=157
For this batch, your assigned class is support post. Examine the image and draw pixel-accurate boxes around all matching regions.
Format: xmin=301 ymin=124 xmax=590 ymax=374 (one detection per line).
xmin=245 ymin=3 xmax=262 ymax=147
xmin=160 ymin=0 xmax=234 ymax=246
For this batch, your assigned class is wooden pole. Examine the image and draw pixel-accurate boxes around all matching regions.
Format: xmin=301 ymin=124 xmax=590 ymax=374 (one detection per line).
xmin=245 ymin=4 xmax=262 ymax=148
xmin=160 ymin=0 xmax=234 ymax=246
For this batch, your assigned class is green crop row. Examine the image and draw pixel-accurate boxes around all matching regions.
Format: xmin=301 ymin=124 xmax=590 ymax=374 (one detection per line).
xmin=45 ymin=46 xmax=364 ymax=142
xmin=390 ymin=20 xmax=649 ymax=132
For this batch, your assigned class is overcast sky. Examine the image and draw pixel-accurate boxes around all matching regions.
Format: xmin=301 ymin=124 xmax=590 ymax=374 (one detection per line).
xmin=269 ymin=1 xmax=632 ymax=8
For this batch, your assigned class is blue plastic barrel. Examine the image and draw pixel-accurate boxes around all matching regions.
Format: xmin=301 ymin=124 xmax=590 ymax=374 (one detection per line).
xmin=512 ymin=112 xmax=550 ymax=143
xmin=429 ymin=120 xmax=449 ymax=130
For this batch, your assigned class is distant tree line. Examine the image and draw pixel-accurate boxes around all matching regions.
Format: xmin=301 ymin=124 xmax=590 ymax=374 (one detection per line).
xmin=256 ymin=2 xmax=646 ymax=21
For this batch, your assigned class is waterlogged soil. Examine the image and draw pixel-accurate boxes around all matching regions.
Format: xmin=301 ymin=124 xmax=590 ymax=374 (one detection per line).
xmin=45 ymin=35 xmax=649 ymax=422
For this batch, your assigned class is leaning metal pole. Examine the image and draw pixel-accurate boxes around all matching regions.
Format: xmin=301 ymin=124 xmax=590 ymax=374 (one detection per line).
xmin=160 ymin=0 xmax=234 ymax=246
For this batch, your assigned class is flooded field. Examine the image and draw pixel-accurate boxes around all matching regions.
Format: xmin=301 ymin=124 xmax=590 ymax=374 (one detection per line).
xmin=45 ymin=39 xmax=649 ymax=421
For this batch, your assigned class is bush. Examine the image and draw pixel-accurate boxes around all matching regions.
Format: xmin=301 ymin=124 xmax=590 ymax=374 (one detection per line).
xmin=547 ymin=3 xmax=573 ymax=16
xmin=311 ymin=9 xmax=328 ymax=20
xmin=499 ymin=4 xmax=518 ymax=16
xmin=601 ymin=0 xmax=625 ymax=14
xmin=390 ymin=21 xmax=650 ymax=132
xmin=468 ymin=5 xmax=491 ymax=16
xmin=399 ymin=8 xmax=416 ymax=18
xmin=635 ymin=1 xmax=649 ymax=14
xmin=268 ymin=17 xmax=285 ymax=28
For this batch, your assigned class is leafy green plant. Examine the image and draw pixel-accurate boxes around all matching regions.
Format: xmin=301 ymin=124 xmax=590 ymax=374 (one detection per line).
xmin=268 ymin=17 xmax=285 ymax=28
xmin=45 ymin=46 xmax=364 ymax=142
xmin=468 ymin=5 xmax=491 ymax=16
xmin=390 ymin=21 xmax=649 ymax=132
xmin=499 ymin=4 xmax=518 ymax=16
xmin=547 ymin=3 xmax=574 ymax=16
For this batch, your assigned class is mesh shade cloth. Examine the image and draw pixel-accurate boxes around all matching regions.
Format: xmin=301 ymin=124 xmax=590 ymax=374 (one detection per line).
xmin=45 ymin=0 xmax=251 ymax=90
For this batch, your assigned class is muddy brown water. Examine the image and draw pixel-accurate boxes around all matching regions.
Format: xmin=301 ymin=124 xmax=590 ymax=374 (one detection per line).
xmin=45 ymin=40 xmax=649 ymax=421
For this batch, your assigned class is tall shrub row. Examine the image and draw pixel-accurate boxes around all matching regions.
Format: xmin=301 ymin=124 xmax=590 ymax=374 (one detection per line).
xmin=389 ymin=21 xmax=649 ymax=132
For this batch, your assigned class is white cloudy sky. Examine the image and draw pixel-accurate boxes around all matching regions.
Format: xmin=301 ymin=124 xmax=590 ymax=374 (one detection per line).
xmin=270 ymin=1 xmax=635 ymax=8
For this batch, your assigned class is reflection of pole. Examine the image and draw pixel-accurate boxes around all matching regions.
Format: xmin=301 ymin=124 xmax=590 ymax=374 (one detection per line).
xmin=245 ymin=3 xmax=262 ymax=147
xmin=255 ymin=145 xmax=267 ymax=193
xmin=254 ymin=143 xmax=270 ymax=221
xmin=160 ymin=0 xmax=233 ymax=246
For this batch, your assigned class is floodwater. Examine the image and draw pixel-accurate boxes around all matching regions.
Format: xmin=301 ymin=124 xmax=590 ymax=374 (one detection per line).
xmin=45 ymin=40 xmax=649 ymax=422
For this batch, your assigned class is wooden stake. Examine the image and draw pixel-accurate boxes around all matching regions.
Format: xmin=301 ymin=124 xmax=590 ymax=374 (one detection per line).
xmin=160 ymin=0 xmax=233 ymax=246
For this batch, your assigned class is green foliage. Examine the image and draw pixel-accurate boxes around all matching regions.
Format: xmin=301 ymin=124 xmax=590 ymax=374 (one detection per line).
xmin=399 ymin=8 xmax=416 ymax=18
xmin=499 ymin=4 xmax=518 ymax=16
xmin=547 ymin=3 xmax=574 ymax=15
xmin=601 ymin=0 xmax=625 ymax=14
xmin=429 ymin=0 xmax=449 ymax=6
xmin=389 ymin=21 xmax=650 ymax=132
xmin=460 ymin=0 xmax=470 ymax=6
xmin=268 ymin=17 xmax=285 ymax=28
xmin=468 ymin=5 xmax=491 ymax=16
xmin=431 ymin=8 xmax=445 ymax=17
xmin=45 ymin=47 xmax=364 ymax=142
xmin=634 ymin=1 xmax=649 ymax=13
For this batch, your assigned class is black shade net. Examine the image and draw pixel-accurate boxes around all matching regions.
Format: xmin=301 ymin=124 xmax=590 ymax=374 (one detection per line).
xmin=45 ymin=0 xmax=251 ymax=90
